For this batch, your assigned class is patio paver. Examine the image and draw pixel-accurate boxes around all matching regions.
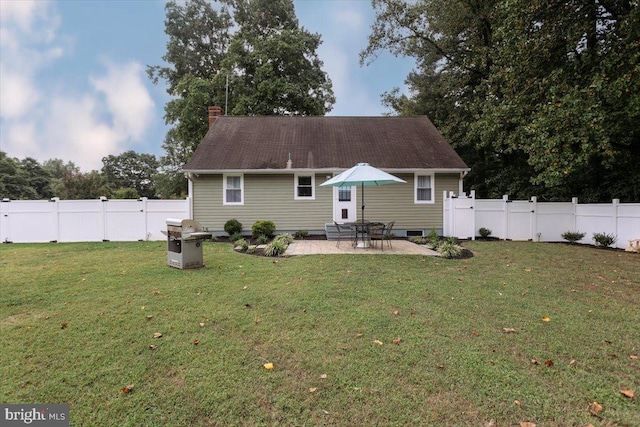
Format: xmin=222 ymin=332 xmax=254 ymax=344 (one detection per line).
xmin=285 ymin=239 xmax=439 ymax=256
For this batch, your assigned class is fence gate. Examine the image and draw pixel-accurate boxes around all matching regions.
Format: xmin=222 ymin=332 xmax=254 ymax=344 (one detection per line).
xmin=506 ymin=201 xmax=534 ymax=241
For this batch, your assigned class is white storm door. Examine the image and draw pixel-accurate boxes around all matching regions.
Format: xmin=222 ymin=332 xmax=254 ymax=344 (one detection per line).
xmin=333 ymin=186 xmax=357 ymax=223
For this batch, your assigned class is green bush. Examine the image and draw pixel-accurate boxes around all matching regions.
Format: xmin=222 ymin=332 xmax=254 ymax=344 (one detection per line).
xmin=275 ymin=233 xmax=295 ymax=245
xmin=426 ymin=228 xmax=439 ymax=242
xmin=224 ymin=219 xmax=243 ymax=236
xmin=264 ymin=239 xmax=287 ymax=257
xmin=252 ymin=220 xmax=276 ymax=237
xmin=295 ymin=230 xmax=309 ymax=239
xmin=409 ymin=236 xmax=427 ymax=245
xmin=593 ymin=232 xmax=617 ymax=248
xmin=438 ymin=242 xmax=462 ymax=259
xmin=230 ymin=232 xmax=243 ymax=242
xmin=234 ymin=238 xmax=248 ymax=250
xmin=257 ymin=234 xmax=270 ymax=244
xmin=479 ymin=227 xmax=492 ymax=238
xmin=561 ymin=231 xmax=586 ymax=244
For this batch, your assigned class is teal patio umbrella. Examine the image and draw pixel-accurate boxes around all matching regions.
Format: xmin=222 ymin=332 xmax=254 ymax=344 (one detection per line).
xmin=320 ymin=163 xmax=406 ymax=238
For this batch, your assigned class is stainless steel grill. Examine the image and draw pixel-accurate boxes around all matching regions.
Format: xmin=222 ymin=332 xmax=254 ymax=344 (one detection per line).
xmin=164 ymin=218 xmax=212 ymax=269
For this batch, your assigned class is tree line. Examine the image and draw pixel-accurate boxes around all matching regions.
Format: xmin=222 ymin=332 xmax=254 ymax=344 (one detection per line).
xmin=4 ymin=0 xmax=637 ymax=202
xmin=0 ymin=151 xmax=168 ymax=200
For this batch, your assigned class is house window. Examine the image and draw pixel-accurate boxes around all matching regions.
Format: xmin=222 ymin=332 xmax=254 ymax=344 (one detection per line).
xmin=338 ymin=187 xmax=351 ymax=202
xmin=224 ymin=174 xmax=243 ymax=205
xmin=415 ymin=173 xmax=434 ymax=203
xmin=294 ymin=174 xmax=315 ymax=200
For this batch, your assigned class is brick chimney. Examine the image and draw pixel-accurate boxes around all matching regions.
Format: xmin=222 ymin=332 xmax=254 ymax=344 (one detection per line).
xmin=208 ymin=106 xmax=224 ymax=127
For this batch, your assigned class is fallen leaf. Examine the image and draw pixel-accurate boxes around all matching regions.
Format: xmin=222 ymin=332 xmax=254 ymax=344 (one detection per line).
xmin=121 ymin=384 xmax=134 ymax=394
xmin=355 ymin=333 xmax=363 ymax=338
xmin=309 ymin=387 xmax=317 ymax=393
xmin=502 ymin=328 xmax=516 ymax=333
xmin=153 ymin=332 xmax=163 ymax=338
xmin=541 ymin=316 xmax=551 ymax=322
xmin=244 ymin=303 xmax=252 ymax=308
xmin=589 ymin=401 xmax=603 ymax=416
xmin=193 ymin=339 xmax=199 ymax=345
xmin=524 ymin=268 xmax=531 ymax=272
xmin=544 ymin=360 xmax=554 ymax=367
xmin=149 ymin=345 xmax=158 ymax=350
xmin=146 ymin=315 xmax=154 ymax=320
xmin=569 ymin=359 xmax=576 ymax=367
xmin=514 ymin=400 xmax=521 ymax=406
xmin=199 ymin=322 xmax=205 ymax=327
xmin=60 ymin=322 xmax=68 ymax=329
xmin=604 ymin=339 xmax=612 ymax=344
xmin=620 ymin=389 xmax=634 ymax=399
xmin=531 ymin=359 xmax=540 ymax=365
xmin=320 ymin=374 xmax=327 ymax=379
xmin=263 ymin=362 xmax=274 ymax=370
xmin=373 ymin=340 xmax=384 ymax=346
xmin=472 ymin=330 xmax=479 ymax=336
xmin=630 ymin=354 xmax=638 ymax=360
xmin=392 ymin=309 xmax=399 ymax=315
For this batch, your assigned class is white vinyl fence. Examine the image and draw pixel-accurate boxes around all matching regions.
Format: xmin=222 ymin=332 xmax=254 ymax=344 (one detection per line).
xmin=443 ymin=191 xmax=640 ymax=250
xmin=1 ymin=197 xmax=190 ymax=243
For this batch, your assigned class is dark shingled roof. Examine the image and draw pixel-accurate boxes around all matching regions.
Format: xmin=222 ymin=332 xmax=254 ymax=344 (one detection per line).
xmin=183 ymin=116 xmax=468 ymax=171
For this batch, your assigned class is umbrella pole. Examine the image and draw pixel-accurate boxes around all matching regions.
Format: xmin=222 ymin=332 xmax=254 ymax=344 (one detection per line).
xmin=361 ymin=182 xmax=365 ymax=246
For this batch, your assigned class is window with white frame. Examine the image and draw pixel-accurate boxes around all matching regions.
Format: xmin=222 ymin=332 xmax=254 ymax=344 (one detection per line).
xmin=223 ymin=174 xmax=243 ymax=205
xmin=415 ymin=173 xmax=434 ymax=203
xmin=294 ymin=174 xmax=315 ymax=200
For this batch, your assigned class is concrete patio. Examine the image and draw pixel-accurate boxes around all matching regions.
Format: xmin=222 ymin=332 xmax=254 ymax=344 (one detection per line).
xmin=285 ymin=239 xmax=439 ymax=256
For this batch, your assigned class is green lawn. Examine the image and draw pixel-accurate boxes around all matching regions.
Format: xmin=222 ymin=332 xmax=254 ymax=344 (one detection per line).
xmin=1 ymin=241 xmax=638 ymax=426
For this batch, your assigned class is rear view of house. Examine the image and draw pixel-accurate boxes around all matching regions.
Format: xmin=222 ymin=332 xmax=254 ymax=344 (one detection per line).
xmin=183 ymin=108 xmax=469 ymax=237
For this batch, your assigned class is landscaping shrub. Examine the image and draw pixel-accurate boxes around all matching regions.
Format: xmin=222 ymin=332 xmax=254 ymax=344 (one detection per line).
xmin=234 ymin=238 xmax=248 ymax=250
xmin=437 ymin=242 xmax=462 ymax=259
xmin=561 ymin=231 xmax=586 ymax=244
xmin=479 ymin=227 xmax=492 ymax=238
xmin=593 ymin=232 xmax=617 ymax=248
xmin=264 ymin=239 xmax=287 ymax=257
xmin=224 ymin=219 xmax=243 ymax=236
xmin=275 ymin=233 xmax=294 ymax=245
xmin=295 ymin=230 xmax=309 ymax=239
xmin=409 ymin=236 xmax=427 ymax=245
xmin=252 ymin=220 xmax=276 ymax=237
xmin=257 ymin=234 xmax=270 ymax=244
xmin=230 ymin=232 xmax=243 ymax=242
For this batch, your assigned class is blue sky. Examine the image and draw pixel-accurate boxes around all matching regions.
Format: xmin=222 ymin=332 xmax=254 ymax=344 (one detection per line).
xmin=0 ymin=0 xmax=414 ymax=171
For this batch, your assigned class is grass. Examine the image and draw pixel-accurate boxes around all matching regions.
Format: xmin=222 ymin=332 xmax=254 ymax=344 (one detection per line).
xmin=1 ymin=241 xmax=638 ymax=426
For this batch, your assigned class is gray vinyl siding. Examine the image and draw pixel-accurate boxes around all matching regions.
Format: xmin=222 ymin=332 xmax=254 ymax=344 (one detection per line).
xmin=192 ymin=173 xmax=333 ymax=233
xmin=192 ymin=172 xmax=460 ymax=234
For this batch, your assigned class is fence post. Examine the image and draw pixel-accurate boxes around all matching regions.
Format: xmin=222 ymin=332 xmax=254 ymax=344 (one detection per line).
xmin=531 ymin=196 xmax=538 ymax=241
xmin=51 ymin=197 xmax=60 ymax=242
xmin=572 ymin=197 xmax=578 ymax=233
xmin=100 ymin=196 xmax=108 ymax=241
xmin=140 ymin=197 xmax=149 ymax=241
xmin=502 ymin=195 xmax=509 ymax=240
xmin=470 ymin=190 xmax=476 ymax=241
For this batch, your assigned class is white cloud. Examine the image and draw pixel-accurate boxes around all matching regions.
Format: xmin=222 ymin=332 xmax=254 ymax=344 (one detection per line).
xmin=90 ymin=59 xmax=155 ymax=141
xmin=0 ymin=0 xmax=155 ymax=172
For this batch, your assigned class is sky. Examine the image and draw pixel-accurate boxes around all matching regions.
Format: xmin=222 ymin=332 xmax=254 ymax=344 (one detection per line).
xmin=0 ymin=0 xmax=414 ymax=172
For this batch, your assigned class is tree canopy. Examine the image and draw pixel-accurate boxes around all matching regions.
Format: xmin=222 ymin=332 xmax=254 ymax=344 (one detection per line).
xmin=363 ymin=0 xmax=640 ymax=201
xmin=149 ymin=0 xmax=335 ymax=197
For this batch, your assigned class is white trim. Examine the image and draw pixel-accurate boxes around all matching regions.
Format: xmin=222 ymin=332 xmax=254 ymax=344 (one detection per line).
xmin=294 ymin=173 xmax=315 ymax=200
xmin=223 ymin=174 xmax=244 ymax=205
xmin=414 ymin=173 xmax=435 ymax=204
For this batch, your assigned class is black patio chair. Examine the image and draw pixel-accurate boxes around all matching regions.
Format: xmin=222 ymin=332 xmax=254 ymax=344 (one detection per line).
xmin=334 ymin=221 xmax=357 ymax=248
xmin=371 ymin=221 xmax=395 ymax=251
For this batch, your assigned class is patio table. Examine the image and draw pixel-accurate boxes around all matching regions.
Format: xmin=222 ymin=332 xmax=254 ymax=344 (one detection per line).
xmin=347 ymin=220 xmax=384 ymax=248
